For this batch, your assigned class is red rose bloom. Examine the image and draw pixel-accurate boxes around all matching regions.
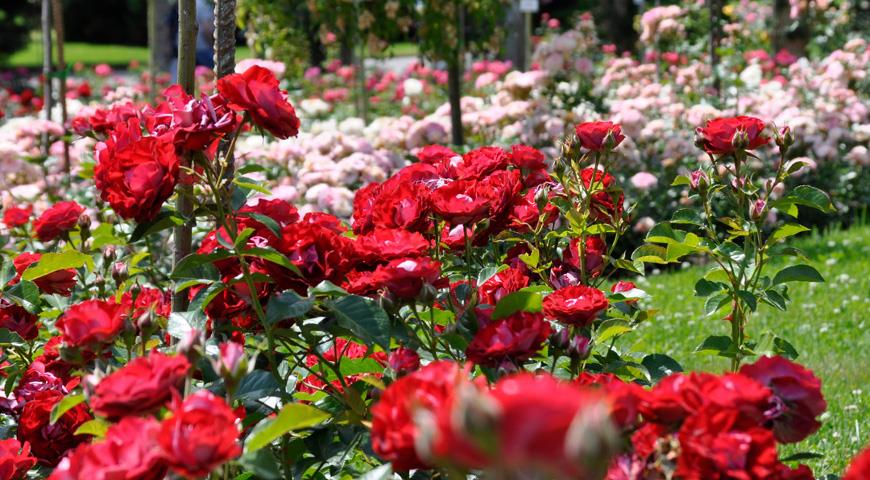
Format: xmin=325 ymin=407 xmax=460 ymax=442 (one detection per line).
xmin=465 ymin=312 xmax=551 ymax=367
xmin=0 ymin=299 xmax=39 ymax=341
xmin=1 ymin=361 xmax=68 ymax=415
xmin=216 ymin=65 xmax=300 ymax=139
xmin=455 ymin=146 xmax=510 ymax=180
xmin=739 ymin=356 xmax=827 ymax=443
xmin=564 ymin=235 xmax=607 ymax=279
xmin=298 ymin=339 xmax=387 ymax=394
xmin=430 ymin=180 xmax=492 ymax=226
xmin=12 ymin=253 xmax=77 ymax=296
xmin=474 ymin=373 xmax=617 ymax=478
xmin=90 ymin=351 xmax=190 ymax=420
xmin=49 ymin=416 xmax=167 ymax=480
xmin=416 ymin=145 xmax=457 ymax=165
xmin=576 ymin=372 xmax=645 ymax=430
xmin=510 ymin=144 xmax=547 ymax=170
xmin=348 ymin=257 xmax=442 ymax=301
xmin=697 ymin=116 xmax=769 ymax=156
xmin=675 ymin=410 xmax=780 ymax=480
xmin=2 ymin=205 xmax=32 ymax=229
xmin=370 ymin=361 xmax=460 ymax=471
xmin=55 ymin=299 xmax=125 ymax=351
xmin=94 ymin=119 xmax=179 ymax=223
xmin=0 ymin=438 xmax=36 ymax=480
xmin=157 ymin=390 xmax=241 ymax=478
xmin=610 ymin=281 xmax=637 ymax=298
xmin=157 ymin=84 xmax=237 ymax=151
xmin=845 ymin=445 xmax=870 ymax=480
xmin=121 ymin=287 xmax=171 ymax=323
xmin=17 ymin=391 xmax=92 ymax=466
xmin=478 ymin=267 xmax=529 ymax=306
xmin=543 ymin=285 xmax=609 ymax=327
xmin=388 ymin=347 xmax=421 ymax=376
xmin=353 ymin=229 xmax=430 ymax=265
xmin=575 ymin=121 xmax=625 ymax=151
xmin=581 ymin=168 xmax=624 ymax=220
xmin=33 ymin=202 xmax=84 ymax=242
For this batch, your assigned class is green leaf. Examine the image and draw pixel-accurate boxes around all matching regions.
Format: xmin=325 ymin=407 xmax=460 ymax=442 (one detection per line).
xmin=695 ymin=335 xmax=735 ymax=357
xmin=670 ymin=208 xmax=703 ymax=226
xmin=266 ymin=291 xmax=314 ymax=325
xmin=780 ymin=452 xmax=823 ymax=462
xmin=233 ymin=178 xmax=272 ymax=195
xmin=236 ymin=370 xmax=282 ymax=402
xmin=642 ymin=354 xmax=683 ymax=382
xmin=129 ymin=210 xmax=184 ymax=243
xmin=74 ymin=418 xmax=110 ymax=438
xmin=22 ymin=251 xmax=92 ymax=281
xmin=736 ymin=290 xmax=758 ymax=312
xmin=671 ymin=175 xmax=691 ymax=186
xmin=596 ymin=324 xmax=632 ymax=344
xmin=329 ymin=295 xmax=391 ymax=348
xmin=242 ymin=247 xmax=302 ymax=276
xmin=772 ymin=264 xmax=824 ymax=285
xmin=237 ymin=164 xmax=268 ymax=175
xmin=773 ymin=337 xmax=800 ymax=360
xmin=167 ymin=311 xmax=207 ymax=339
xmin=50 ymin=393 xmax=85 ymax=425
xmin=694 ymin=279 xmax=723 ymax=297
xmin=0 ymin=329 xmax=25 ymax=346
xmin=477 ymin=265 xmax=507 ymax=286
xmin=770 ymin=223 xmax=809 ymax=243
xmin=787 ymin=185 xmax=835 ymax=213
xmin=237 ymin=212 xmax=282 ymax=237
xmin=309 ymin=281 xmax=348 ymax=297
xmin=518 ymin=246 xmax=540 ymax=268
xmin=761 ymin=289 xmax=788 ymax=311
xmin=239 ymin=448 xmax=282 ymax=480
xmin=492 ymin=289 xmax=543 ymax=319
xmin=188 ymin=281 xmax=226 ymax=311
xmin=4 ymin=280 xmax=41 ymax=312
xmin=358 ymin=464 xmax=393 ymax=480
xmin=631 ymin=244 xmax=668 ymax=264
xmin=244 ymin=403 xmax=331 ymax=453
xmin=704 ymin=293 xmax=731 ymax=317
xmin=171 ymin=251 xmax=233 ymax=278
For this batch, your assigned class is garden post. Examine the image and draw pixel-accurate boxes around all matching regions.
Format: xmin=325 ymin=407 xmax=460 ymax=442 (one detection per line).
xmin=708 ymin=0 xmax=722 ymax=98
xmin=173 ymin=0 xmax=198 ymax=313
xmin=51 ymin=0 xmax=70 ymax=181
xmin=41 ymin=0 xmax=53 ymax=158
xmin=214 ymin=0 xmax=237 ymax=182
xmin=447 ymin=1 xmax=465 ymax=146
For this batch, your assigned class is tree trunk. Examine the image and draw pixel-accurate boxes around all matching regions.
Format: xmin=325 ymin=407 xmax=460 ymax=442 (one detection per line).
xmin=173 ymin=0 xmax=197 ymax=313
xmin=51 ymin=0 xmax=69 ymax=180
xmin=447 ymin=59 xmax=463 ymax=147
xmin=708 ymin=0 xmax=722 ymax=98
xmin=354 ymin=42 xmax=368 ymax=124
xmin=214 ymin=0 xmax=237 ymax=185
xmin=41 ymin=0 xmax=53 ymax=157
xmin=772 ymin=0 xmax=789 ymax=54
xmin=339 ymin=35 xmax=354 ymax=65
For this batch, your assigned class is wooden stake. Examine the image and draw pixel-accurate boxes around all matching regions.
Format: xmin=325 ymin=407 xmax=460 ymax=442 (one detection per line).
xmin=51 ymin=0 xmax=70 ymax=181
xmin=41 ymin=0 xmax=53 ymax=157
xmin=214 ymin=0 xmax=237 ymax=183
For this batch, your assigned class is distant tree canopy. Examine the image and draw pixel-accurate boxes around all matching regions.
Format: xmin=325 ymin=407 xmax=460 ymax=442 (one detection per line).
xmin=0 ymin=0 xmax=40 ymax=59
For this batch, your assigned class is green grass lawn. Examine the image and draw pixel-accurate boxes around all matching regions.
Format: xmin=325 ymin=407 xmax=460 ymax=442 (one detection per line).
xmin=3 ymin=39 xmax=418 ymax=69
xmin=629 ymin=224 xmax=870 ymax=476
xmin=3 ymin=41 xmax=254 ymax=68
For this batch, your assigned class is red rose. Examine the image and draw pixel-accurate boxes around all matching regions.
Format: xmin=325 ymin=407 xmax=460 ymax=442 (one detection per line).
xmin=280 ymin=219 xmax=355 ymax=293
xmin=32 ymin=337 xmax=84 ymax=381
xmin=542 ymin=285 xmax=609 ymax=327
xmin=478 ymin=267 xmax=529 ymax=306
xmin=455 ymin=146 xmax=510 ymax=180
xmin=581 ymin=168 xmax=624 ymax=220
xmin=17 ymin=391 xmax=92 ymax=466
xmin=416 ymin=145 xmax=457 ymax=165
xmin=157 ymin=84 xmax=237 ymax=151
xmin=1 ymin=362 xmax=68 ymax=415
xmin=470 ymin=373 xmax=617 ymax=478
xmin=55 ymin=299 xmax=125 ymax=351
xmin=563 ymin=235 xmax=606 ymax=279
xmin=510 ymin=144 xmax=547 ymax=170
xmin=610 ymin=281 xmax=638 ymax=304
xmin=158 ymin=390 xmax=241 ymax=478
xmin=0 ymin=438 xmax=36 ymax=480
xmin=0 ymin=299 xmax=39 ymax=341
xmin=121 ymin=287 xmax=171 ymax=323
xmin=739 ymin=356 xmax=827 ymax=443
xmin=372 ymin=257 xmax=443 ymax=300
xmin=370 ymin=360 xmax=460 ymax=471
xmin=94 ymin=119 xmax=179 ymax=223
xmin=239 ymin=198 xmax=299 ymax=229
xmin=508 ymin=186 xmax=559 ymax=232
xmin=576 ymin=372 xmax=645 ymax=430
xmin=430 ymin=180 xmax=491 ymax=226
xmin=697 ymin=116 xmax=769 ymax=156
xmin=12 ymin=253 xmax=77 ymax=296
xmin=387 ymin=347 xmax=421 ymax=376
xmin=33 ymin=202 xmax=84 ymax=242
xmin=575 ymin=121 xmax=625 ymax=151
xmin=845 ymin=445 xmax=870 ymax=480
xmin=2 ymin=205 xmax=32 ymax=229
xmin=353 ymin=229 xmax=430 ymax=265
xmin=354 ymin=177 xmax=433 ymax=235
xmin=48 ymin=416 xmax=167 ymax=480
xmin=675 ymin=410 xmax=780 ymax=480
xmin=465 ymin=311 xmax=551 ymax=367
xmin=639 ymin=372 xmax=712 ymax=426
xmin=216 ymin=65 xmax=300 ymax=139
xmin=299 ymin=339 xmax=387 ymax=394
xmin=90 ymin=351 xmax=190 ymax=420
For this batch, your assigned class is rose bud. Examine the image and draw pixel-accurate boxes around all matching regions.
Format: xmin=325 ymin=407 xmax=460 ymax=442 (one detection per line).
xmin=176 ymin=328 xmax=203 ymax=357
xmin=731 ymin=129 xmax=750 ymax=151
xmin=749 ymin=198 xmax=766 ymax=220
xmin=775 ymin=126 xmax=794 ymax=150
xmin=111 ymin=262 xmax=128 ymax=284
xmin=213 ymin=341 xmax=250 ymax=395
xmin=568 ymin=335 xmax=592 ymax=361
xmin=388 ymin=347 xmax=420 ymax=376
xmin=689 ymin=170 xmax=708 ymax=190
xmin=549 ymin=327 xmax=571 ymax=351
xmin=102 ymin=245 xmax=117 ymax=262
xmin=564 ymin=400 xmax=621 ymax=479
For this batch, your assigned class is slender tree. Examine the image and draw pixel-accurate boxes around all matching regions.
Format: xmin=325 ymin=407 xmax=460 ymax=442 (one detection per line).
xmin=51 ymin=0 xmax=70 ymax=180
xmin=41 ymin=0 xmax=53 ymax=157
xmin=214 ymin=0 xmax=237 ymax=182
xmin=173 ymin=0 xmax=198 ymax=313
